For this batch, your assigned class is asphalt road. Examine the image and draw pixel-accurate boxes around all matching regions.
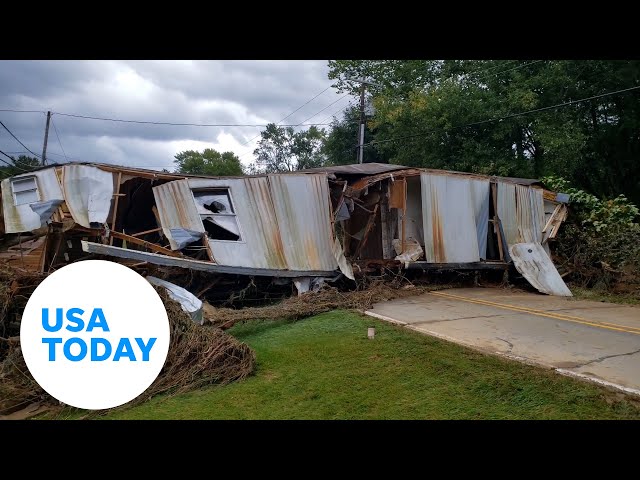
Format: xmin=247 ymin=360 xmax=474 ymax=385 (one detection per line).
xmin=366 ymin=287 xmax=640 ymax=394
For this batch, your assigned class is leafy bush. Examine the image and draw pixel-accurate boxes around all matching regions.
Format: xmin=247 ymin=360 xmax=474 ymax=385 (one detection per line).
xmin=542 ymin=176 xmax=639 ymax=232
xmin=542 ymin=176 xmax=640 ymax=293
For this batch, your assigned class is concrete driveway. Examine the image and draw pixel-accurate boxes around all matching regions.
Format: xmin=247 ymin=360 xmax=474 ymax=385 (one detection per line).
xmin=365 ymin=288 xmax=640 ymax=394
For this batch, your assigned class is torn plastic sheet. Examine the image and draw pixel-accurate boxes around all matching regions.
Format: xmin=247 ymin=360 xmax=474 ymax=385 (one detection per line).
xmin=335 ymin=200 xmax=351 ymax=222
xmin=393 ymin=237 xmax=424 ymax=262
xmin=146 ymin=276 xmax=204 ymax=324
xmin=169 ymin=228 xmax=203 ymax=250
xmin=293 ymin=276 xmax=338 ymax=295
xmin=29 ymin=199 xmax=63 ymax=226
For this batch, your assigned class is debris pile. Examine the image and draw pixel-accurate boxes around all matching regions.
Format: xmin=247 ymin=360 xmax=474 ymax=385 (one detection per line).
xmin=0 ymin=265 xmax=255 ymax=416
xmin=205 ymin=282 xmax=437 ymax=330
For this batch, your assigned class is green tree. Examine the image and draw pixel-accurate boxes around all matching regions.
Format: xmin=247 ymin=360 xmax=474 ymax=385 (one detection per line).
xmin=0 ymin=155 xmax=40 ymax=177
xmin=173 ymin=149 xmax=244 ymax=176
xmin=322 ymin=105 xmax=389 ymax=165
xmin=252 ymin=123 xmax=327 ymax=173
xmin=327 ymin=60 xmax=640 ymax=204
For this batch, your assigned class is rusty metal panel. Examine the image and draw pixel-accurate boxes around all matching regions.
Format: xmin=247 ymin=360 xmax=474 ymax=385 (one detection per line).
xmin=268 ymin=173 xmax=339 ymax=272
xmin=420 ymin=173 xmax=480 ymax=263
xmin=498 ymin=183 xmax=547 ymax=250
xmin=497 ymin=182 xmax=518 ymax=247
xmin=63 ymin=165 xmax=114 ymax=228
xmin=152 ymin=179 xmax=204 ymax=250
xmin=187 ymin=177 xmax=288 ymax=269
xmin=2 ymin=167 xmax=64 ymax=233
xmin=301 ymin=162 xmax=411 ymax=176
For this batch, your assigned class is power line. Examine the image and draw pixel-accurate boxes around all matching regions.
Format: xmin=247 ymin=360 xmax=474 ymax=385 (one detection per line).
xmin=314 ymin=98 xmax=356 ymax=126
xmin=293 ymin=93 xmax=351 ymax=127
xmin=51 ymin=118 xmax=69 ymax=162
xmin=238 ymin=92 xmax=352 ymax=159
xmin=235 ymin=85 xmax=335 ymax=154
xmin=0 ymin=108 xmax=45 ymax=114
xmin=364 ymin=84 xmax=640 ymax=148
xmin=0 ymin=120 xmax=42 ymax=158
xmin=475 ymin=59 xmax=545 ymax=80
xmin=0 ymin=149 xmax=33 ymax=172
xmin=51 ymin=111 xmax=329 ymax=127
xmin=277 ymin=86 xmax=333 ymax=125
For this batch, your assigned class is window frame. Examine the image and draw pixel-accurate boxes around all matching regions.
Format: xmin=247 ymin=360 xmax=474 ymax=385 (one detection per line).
xmin=10 ymin=175 xmax=40 ymax=206
xmin=191 ymin=187 xmax=244 ymax=243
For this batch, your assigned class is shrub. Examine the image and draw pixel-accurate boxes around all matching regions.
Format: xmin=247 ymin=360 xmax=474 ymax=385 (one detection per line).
xmin=542 ymin=176 xmax=640 ymax=293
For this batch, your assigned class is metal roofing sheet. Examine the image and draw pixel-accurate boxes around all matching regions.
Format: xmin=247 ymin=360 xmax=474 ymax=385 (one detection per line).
xmin=510 ymin=243 xmax=572 ymax=296
xmin=300 ymin=163 xmax=412 ymax=176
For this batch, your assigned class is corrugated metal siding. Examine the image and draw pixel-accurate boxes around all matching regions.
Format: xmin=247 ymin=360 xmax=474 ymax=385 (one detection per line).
xmin=63 ymin=165 xmax=114 ymax=228
xmin=469 ymin=179 xmax=490 ymax=260
xmin=1 ymin=167 xmax=64 ymax=233
xmin=497 ymin=182 xmax=518 ymax=247
xmin=152 ymin=179 xmax=204 ymax=250
xmin=498 ymin=182 xmax=546 ymax=248
xmin=187 ymin=177 xmax=288 ymax=269
xmin=420 ymin=173 xmax=480 ymax=263
xmin=268 ymin=174 xmax=339 ymax=271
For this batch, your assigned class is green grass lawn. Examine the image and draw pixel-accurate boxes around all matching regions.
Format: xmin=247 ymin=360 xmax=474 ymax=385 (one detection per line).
xmin=104 ymin=310 xmax=640 ymax=420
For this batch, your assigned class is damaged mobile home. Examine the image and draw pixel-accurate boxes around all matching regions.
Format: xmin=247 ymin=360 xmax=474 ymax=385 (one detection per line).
xmin=0 ymin=162 xmax=572 ymax=296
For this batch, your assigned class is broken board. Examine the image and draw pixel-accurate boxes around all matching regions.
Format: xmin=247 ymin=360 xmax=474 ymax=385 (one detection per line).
xmin=510 ymin=242 xmax=572 ymax=297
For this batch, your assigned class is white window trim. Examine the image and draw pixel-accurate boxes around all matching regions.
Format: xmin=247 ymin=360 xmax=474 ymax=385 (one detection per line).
xmin=192 ymin=187 xmax=245 ymax=243
xmin=11 ymin=175 xmax=40 ymax=206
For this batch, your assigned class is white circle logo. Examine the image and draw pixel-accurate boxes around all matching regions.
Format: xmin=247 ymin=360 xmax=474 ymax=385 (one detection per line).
xmin=20 ymin=260 xmax=170 ymax=410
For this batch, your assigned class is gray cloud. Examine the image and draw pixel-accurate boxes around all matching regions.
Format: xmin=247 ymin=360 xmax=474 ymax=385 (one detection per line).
xmin=0 ymin=60 xmax=351 ymax=171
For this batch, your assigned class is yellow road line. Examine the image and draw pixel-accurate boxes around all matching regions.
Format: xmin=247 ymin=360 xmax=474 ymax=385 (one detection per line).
xmin=429 ymin=291 xmax=640 ymax=336
xmin=431 ymin=290 xmax=640 ymax=332
xmin=431 ymin=291 xmax=640 ymax=332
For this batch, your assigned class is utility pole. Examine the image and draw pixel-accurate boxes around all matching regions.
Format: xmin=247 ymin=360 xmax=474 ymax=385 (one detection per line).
xmin=41 ymin=111 xmax=51 ymax=166
xmin=358 ymin=80 xmax=366 ymax=164
xmin=346 ymin=77 xmax=381 ymax=164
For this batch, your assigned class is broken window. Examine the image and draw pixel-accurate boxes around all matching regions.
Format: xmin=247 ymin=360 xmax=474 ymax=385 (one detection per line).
xmin=192 ymin=189 xmax=242 ymax=241
xmin=11 ymin=176 xmax=40 ymax=206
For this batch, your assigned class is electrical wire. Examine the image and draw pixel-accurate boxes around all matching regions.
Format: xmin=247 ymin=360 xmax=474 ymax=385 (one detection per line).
xmin=0 ymin=149 xmax=33 ymax=172
xmin=51 ymin=118 xmax=69 ymax=162
xmin=0 ymin=109 xmax=45 ymax=114
xmin=51 ymin=111 xmax=328 ymax=127
xmin=0 ymin=120 xmax=42 ymax=158
xmin=235 ymin=85 xmax=336 ymax=155
xmin=238 ymin=93 xmax=351 ymax=159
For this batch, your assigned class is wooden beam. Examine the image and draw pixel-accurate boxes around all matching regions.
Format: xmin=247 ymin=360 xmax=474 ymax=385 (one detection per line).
xmin=110 ymin=172 xmax=122 ymax=246
xmin=203 ymin=233 xmax=216 ymax=263
xmin=354 ymin=204 xmax=379 ymax=259
xmin=108 ymin=230 xmax=182 ymax=257
xmin=405 ymin=261 xmax=509 ymax=271
xmin=131 ymin=227 xmax=161 ymax=237
xmin=401 ymin=178 xmax=407 ymax=254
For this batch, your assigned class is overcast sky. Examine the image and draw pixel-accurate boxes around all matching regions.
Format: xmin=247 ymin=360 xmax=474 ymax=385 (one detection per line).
xmin=0 ymin=61 xmax=351 ymax=171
